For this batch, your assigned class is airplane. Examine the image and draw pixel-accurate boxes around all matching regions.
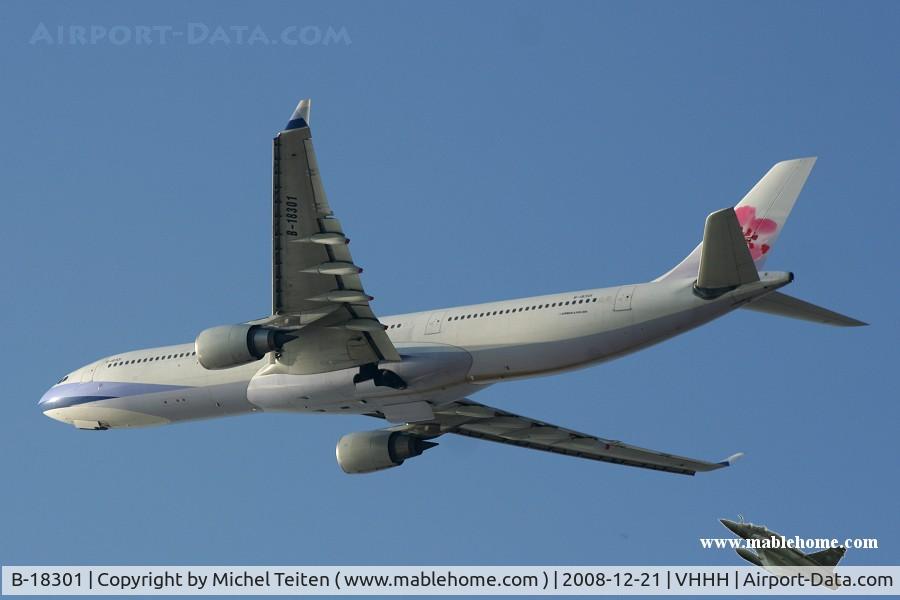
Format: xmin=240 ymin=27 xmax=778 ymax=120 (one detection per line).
xmin=720 ymin=518 xmax=846 ymax=579
xmin=39 ymin=99 xmax=865 ymax=476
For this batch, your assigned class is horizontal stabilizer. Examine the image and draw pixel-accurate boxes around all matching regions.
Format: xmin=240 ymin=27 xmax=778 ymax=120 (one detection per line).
xmin=696 ymin=208 xmax=759 ymax=294
xmin=743 ymin=291 xmax=867 ymax=327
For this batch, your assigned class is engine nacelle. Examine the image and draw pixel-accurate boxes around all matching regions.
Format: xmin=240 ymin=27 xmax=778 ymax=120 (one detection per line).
xmin=335 ymin=431 xmax=437 ymax=474
xmin=195 ymin=324 xmax=292 ymax=370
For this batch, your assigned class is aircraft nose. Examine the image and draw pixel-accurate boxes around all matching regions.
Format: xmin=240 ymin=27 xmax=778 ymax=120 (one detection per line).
xmin=720 ymin=518 xmax=746 ymax=537
xmin=38 ymin=388 xmax=54 ymax=411
xmin=38 ymin=385 xmax=74 ymax=420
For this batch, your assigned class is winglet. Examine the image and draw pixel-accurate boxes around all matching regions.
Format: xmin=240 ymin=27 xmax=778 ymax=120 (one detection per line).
xmin=719 ymin=452 xmax=744 ymax=467
xmin=285 ymin=98 xmax=311 ymax=130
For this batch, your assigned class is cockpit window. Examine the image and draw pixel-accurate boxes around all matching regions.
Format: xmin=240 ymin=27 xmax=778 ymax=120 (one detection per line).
xmin=57 ymin=375 xmax=68 ymax=384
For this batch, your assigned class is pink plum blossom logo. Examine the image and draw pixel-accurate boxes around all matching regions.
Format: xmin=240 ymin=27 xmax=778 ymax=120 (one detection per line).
xmin=735 ymin=205 xmax=778 ymax=260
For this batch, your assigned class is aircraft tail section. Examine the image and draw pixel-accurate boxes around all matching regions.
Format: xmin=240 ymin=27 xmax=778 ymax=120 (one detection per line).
xmin=657 ymin=158 xmax=817 ymax=281
xmin=694 ymin=207 xmax=759 ymax=296
xmin=807 ymin=547 xmax=846 ymax=567
xmin=743 ymin=291 xmax=867 ymax=327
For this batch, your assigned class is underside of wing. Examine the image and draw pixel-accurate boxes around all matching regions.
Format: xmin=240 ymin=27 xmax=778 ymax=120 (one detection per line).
xmin=395 ymin=398 xmax=740 ymax=476
xmin=264 ymin=99 xmax=399 ymax=373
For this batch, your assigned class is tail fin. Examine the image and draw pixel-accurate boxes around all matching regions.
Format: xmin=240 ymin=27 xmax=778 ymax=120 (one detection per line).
xmin=807 ymin=547 xmax=846 ymax=567
xmin=657 ymin=158 xmax=817 ymax=281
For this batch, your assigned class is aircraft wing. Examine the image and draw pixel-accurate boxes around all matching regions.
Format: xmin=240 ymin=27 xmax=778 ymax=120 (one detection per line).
xmin=260 ymin=99 xmax=400 ymax=374
xmin=806 ymin=547 xmax=846 ymax=567
xmin=394 ymin=398 xmax=741 ymax=476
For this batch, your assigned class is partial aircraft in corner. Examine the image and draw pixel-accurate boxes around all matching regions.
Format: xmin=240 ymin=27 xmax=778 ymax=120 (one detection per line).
xmin=40 ymin=99 xmax=865 ymax=475
xmin=720 ymin=518 xmax=847 ymax=571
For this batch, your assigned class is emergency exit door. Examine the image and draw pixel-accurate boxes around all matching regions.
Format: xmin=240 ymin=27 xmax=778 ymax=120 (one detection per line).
xmin=613 ymin=286 xmax=635 ymax=311
xmin=424 ymin=312 xmax=445 ymax=334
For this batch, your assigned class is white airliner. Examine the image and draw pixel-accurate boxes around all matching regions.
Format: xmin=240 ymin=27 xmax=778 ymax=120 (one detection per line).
xmin=40 ymin=100 xmax=865 ymax=475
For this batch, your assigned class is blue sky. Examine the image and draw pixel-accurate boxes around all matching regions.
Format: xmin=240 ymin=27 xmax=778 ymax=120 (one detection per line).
xmin=1 ymin=0 xmax=898 ymax=578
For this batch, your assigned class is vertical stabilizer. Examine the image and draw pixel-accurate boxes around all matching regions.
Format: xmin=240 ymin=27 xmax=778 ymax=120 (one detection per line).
xmin=657 ymin=158 xmax=816 ymax=281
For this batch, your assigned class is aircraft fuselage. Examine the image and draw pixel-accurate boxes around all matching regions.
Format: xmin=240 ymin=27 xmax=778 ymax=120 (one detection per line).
xmin=39 ymin=272 xmax=791 ymax=430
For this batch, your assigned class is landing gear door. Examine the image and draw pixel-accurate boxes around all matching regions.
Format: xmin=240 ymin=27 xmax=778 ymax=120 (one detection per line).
xmin=424 ymin=312 xmax=445 ymax=335
xmin=614 ymin=286 xmax=635 ymax=311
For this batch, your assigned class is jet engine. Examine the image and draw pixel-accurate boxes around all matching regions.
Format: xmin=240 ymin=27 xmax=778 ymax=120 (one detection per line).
xmin=335 ymin=431 xmax=437 ymax=474
xmin=195 ymin=324 xmax=294 ymax=370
